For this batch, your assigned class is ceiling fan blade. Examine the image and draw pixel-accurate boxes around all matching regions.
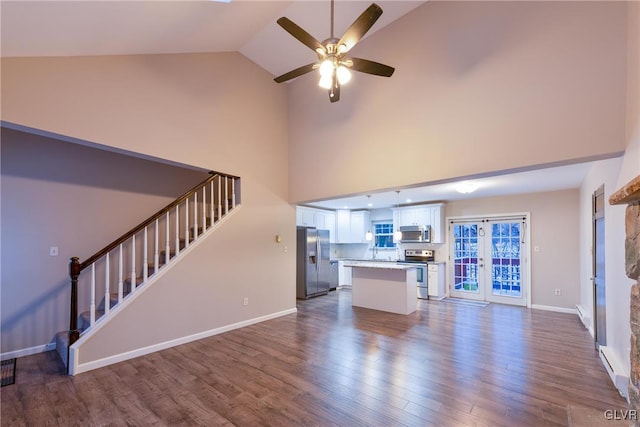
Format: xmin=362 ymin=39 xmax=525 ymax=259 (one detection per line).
xmin=274 ymin=63 xmax=317 ymax=83
xmin=337 ymin=3 xmax=383 ymax=53
xmin=277 ymin=17 xmax=325 ymax=54
xmin=349 ymin=57 xmax=395 ymax=77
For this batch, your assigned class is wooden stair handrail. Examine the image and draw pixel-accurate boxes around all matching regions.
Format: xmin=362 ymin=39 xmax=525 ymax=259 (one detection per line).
xmin=66 ymin=169 xmax=239 ymax=373
xmin=78 ymin=171 xmax=236 ymax=271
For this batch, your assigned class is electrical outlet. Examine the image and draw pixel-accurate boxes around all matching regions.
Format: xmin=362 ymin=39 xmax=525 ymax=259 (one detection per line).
xmin=554 ymin=289 xmax=561 ymax=296
xmin=49 ymin=246 xmax=59 ymax=256
xmin=243 ymin=297 xmax=249 ymax=306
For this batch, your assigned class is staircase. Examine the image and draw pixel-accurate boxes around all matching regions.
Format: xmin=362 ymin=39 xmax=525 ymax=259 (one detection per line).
xmin=55 ymin=172 xmax=240 ymax=372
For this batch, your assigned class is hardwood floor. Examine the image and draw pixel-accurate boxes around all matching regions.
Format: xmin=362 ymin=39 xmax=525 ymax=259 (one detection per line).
xmin=1 ymin=290 xmax=628 ymax=426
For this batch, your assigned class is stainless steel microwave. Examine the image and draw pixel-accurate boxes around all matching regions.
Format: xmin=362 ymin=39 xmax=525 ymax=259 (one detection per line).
xmin=399 ymin=225 xmax=431 ymax=243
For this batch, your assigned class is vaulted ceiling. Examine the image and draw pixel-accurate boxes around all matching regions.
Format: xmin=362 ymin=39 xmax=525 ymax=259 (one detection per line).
xmin=1 ymin=1 xmax=611 ymax=208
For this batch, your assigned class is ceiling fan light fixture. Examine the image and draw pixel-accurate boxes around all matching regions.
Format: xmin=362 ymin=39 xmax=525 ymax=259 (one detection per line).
xmin=319 ymin=60 xmax=334 ymax=78
xmin=319 ymin=74 xmax=333 ymax=89
xmin=273 ymin=1 xmax=393 ymax=102
xmin=336 ymin=65 xmax=351 ymax=85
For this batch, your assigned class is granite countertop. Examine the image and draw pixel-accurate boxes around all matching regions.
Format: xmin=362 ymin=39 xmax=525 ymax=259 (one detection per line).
xmin=342 ymin=261 xmax=416 ymax=270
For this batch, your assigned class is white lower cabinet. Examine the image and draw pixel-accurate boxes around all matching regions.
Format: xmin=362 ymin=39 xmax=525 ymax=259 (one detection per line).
xmin=338 ymin=262 xmax=352 ymax=286
xmin=427 ymin=263 xmax=446 ymax=299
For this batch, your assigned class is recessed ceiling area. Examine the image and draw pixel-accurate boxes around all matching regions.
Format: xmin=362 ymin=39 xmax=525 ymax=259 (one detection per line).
xmin=304 ymin=161 xmax=602 ymax=210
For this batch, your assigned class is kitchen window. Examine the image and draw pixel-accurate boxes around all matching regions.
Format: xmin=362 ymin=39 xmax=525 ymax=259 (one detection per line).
xmin=374 ymin=222 xmax=395 ymax=248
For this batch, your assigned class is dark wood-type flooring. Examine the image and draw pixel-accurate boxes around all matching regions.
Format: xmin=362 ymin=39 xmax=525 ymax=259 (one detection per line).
xmin=0 ymin=290 xmax=629 ymax=426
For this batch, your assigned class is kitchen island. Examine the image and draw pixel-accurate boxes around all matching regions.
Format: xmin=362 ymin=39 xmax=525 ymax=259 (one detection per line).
xmin=343 ymin=262 xmax=417 ymax=315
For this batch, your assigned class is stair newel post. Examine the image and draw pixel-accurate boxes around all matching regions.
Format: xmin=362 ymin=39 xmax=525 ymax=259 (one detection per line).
xmin=68 ymin=257 xmax=81 ymax=363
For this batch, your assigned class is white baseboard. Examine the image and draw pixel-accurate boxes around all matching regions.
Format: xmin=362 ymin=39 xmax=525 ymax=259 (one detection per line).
xmin=1 ymin=342 xmax=56 ymax=361
xmin=531 ymin=304 xmax=577 ymax=314
xmin=599 ymin=346 xmax=630 ymax=401
xmin=69 ymin=307 xmax=297 ymax=375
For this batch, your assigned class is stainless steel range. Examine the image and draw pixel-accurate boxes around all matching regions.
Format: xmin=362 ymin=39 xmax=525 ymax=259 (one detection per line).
xmin=398 ymin=249 xmax=435 ymax=299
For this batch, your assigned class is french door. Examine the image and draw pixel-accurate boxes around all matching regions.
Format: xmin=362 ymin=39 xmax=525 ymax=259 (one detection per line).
xmin=449 ymin=216 xmax=528 ymax=306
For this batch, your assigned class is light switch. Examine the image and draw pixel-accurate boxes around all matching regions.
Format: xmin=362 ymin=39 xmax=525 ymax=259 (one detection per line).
xmin=49 ymin=246 xmax=59 ymax=256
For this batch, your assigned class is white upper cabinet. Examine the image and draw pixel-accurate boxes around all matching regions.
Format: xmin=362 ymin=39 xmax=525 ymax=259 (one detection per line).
xmin=336 ymin=209 xmax=351 ymax=243
xmin=296 ymin=207 xmax=336 ymax=243
xmin=393 ymin=203 xmax=445 ymax=243
xmin=349 ymin=211 xmax=371 ymax=244
xmin=336 ymin=209 xmax=370 ymax=243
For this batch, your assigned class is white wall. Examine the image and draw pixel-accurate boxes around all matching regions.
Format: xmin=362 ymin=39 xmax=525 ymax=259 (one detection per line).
xmin=576 ymin=1 xmax=640 ymax=393
xmin=578 ymin=158 xmax=629 ymax=370
xmin=445 ymin=189 xmax=580 ymax=309
xmin=1 ymin=52 xmax=294 ymax=364
xmin=287 ymin=1 xmax=626 ymax=204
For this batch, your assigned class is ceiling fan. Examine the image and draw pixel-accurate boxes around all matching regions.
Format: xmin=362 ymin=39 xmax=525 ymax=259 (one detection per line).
xmin=273 ymin=0 xmax=395 ymax=103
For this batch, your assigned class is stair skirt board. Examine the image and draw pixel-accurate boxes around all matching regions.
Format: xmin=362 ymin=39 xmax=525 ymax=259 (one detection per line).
xmin=69 ymin=307 xmax=297 ymax=375
xmin=67 ymin=206 xmax=242 ymax=371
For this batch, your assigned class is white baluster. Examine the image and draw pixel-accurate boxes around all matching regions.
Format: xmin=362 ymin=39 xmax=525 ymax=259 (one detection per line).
xmin=165 ymin=212 xmax=170 ymax=264
xmin=202 ymin=186 xmax=207 ymax=233
xmin=130 ymin=235 xmax=136 ymax=292
xmin=185 ymin=198 xmax=190 ymax=248
xmin=143 ymin=227 xmax=148 ymax=282
xmin=193 ymin=192 xmax=198 ymax=241
xmin=104 ymin=253 xmax=110 ymax=315
xmin=217 ymin=178 xmax=222 ymax=221
xmin=225 ymin=176 xmax=229 ymax=215
xmin=210 ymin=180 xmax=215 ymax=225
xmin=90 ymin=263 xmax=96 ymax=325
xmin=231 ymin=178 xmax=236 ymax=209
xmin=118 ymin=244 xmax=123 ymax=302
xmin=175 ymin=205 xmax=180 ymax=256
xmin=154 ymin=219 xmax=159 ymax=275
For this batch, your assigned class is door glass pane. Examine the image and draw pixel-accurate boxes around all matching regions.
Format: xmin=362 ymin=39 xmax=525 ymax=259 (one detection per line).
xmin=491 ymin=222 xmax=521 ymax=297
xmin=453 ymin=224 xmax=479 ymax=293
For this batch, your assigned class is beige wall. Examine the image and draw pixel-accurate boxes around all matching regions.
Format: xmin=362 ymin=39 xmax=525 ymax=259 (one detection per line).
xmin=444 ymin=189 xmax=580 ymax=309
xmin=1 ymin=129 xmax=209 ymax=353
xmin=287 ymin=1 xmax=626 ymax=203
xmin=1 ymin=52 xmax=294 ymax=363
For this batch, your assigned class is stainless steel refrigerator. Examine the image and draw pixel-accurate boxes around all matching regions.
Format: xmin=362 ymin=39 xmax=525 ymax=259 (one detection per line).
xmin=296 ymin=227 xmax=331 ymax=299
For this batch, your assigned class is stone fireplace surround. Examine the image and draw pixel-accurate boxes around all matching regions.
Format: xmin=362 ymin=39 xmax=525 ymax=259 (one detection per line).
xmin=610 ymin=174 xmax=640 ymax=424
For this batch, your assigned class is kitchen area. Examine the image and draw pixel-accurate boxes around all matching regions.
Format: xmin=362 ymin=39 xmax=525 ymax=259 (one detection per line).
xmin=296 ymin=203 xmax=447 ymax=311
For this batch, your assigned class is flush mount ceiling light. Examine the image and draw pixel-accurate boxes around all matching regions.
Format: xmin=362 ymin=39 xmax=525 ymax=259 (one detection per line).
xmin=273 ymin=0 xmax=395 ymax=103
xmin=456 ymin=182 xmax=479 ymax=194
